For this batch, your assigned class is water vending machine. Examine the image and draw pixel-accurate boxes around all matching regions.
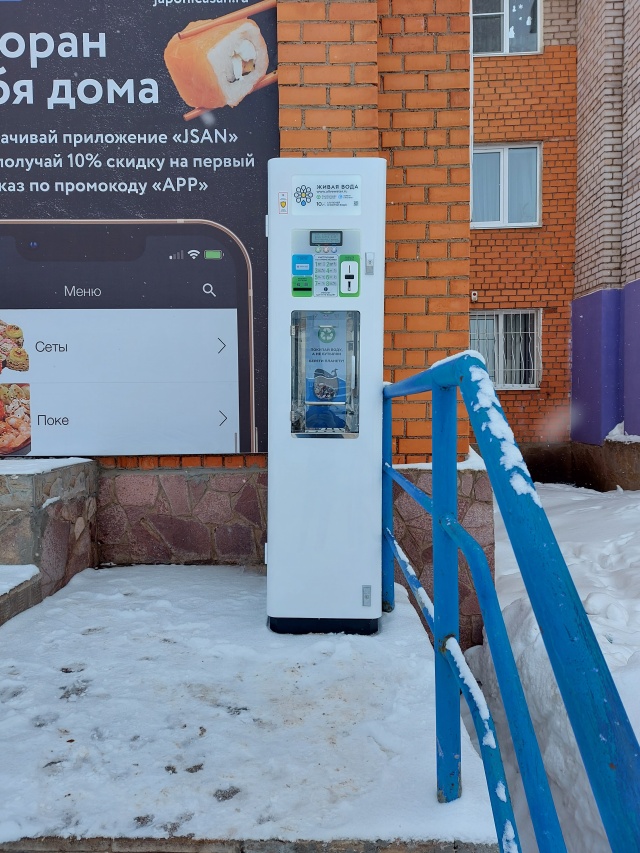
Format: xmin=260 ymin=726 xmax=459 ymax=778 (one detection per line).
xmin=266 ymin=157 xmax=387 ymax=634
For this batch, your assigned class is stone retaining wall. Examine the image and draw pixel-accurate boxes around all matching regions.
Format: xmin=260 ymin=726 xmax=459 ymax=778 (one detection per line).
xmin=571 ymin=440 xmax=640 ymax=491
xmin=0 ymin=460 xmax=494 ymax=649
xmin=97 ymin=468 xmax=267 ymax=567
xmin=0 ymin=460 xmax=98 ymax=599
xmin=97 ymin=464 xmax=494 ymax=650
xmin=392 ymin=468 xmax=494 ymax=650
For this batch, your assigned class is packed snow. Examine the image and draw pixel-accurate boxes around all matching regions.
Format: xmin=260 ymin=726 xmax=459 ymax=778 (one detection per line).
xmin=0 ymin=564 xmax=38 ymax=597
xmin=0 ymin=565 xmax=495 ymax=846
xmin=0 ymin=457 xmax=91 ymax=476
xmin=467 ymin=483 xmax=640 ymax=853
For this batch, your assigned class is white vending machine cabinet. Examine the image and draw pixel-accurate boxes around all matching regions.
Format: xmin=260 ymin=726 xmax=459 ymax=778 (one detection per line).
xmin=267 ymin=157 xmax=386 ymax=634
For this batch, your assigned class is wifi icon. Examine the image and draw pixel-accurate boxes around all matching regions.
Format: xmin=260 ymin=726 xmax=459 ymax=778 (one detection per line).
xmin=188 ymin=249 xmax=200 ymax=259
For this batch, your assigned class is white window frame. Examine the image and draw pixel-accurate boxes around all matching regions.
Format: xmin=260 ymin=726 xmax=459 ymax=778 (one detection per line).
xmin=470 ymin=309 xmax=542 ymax=390
xmin=472 ymin=0 xmax=542 ymax=56
xmin=471 ymin=143 xmax=541 ymax=229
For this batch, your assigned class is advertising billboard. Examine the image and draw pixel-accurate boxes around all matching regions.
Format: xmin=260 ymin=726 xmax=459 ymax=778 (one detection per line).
xmin=0 ymin=0 xmax=279 ymax=455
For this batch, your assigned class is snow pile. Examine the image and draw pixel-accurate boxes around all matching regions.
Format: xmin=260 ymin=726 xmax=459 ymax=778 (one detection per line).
xmin=605 ymin=422 xmax=640 ymax=444
xmin=467 ymin=483 xmax=640 ymax=853
xmin=0 ymin=565 xmax=495 ymax=845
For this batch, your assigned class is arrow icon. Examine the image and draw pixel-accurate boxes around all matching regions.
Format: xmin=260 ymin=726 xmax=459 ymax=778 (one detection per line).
xmin=217 ymin=338 xmax=226 ymax=354
xmin=219 ymin=411 xmax=227 ymax=426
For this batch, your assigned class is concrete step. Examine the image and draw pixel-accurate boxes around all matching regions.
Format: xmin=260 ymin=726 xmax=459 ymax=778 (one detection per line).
xmin=0 ymin=565 xmax=42 ymax=626
xmin=0 ymin=838 xmax=498 ymax=853
xmin=0 ymin=458 xmax=98 ymax=600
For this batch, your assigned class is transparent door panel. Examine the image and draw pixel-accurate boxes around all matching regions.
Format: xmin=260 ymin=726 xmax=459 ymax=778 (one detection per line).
xmin=291 ymin=310 xmax=360 ymax=437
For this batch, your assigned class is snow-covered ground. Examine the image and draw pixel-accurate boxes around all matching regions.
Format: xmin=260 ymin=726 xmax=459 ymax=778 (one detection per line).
xmin=467 ymin=483 xmax=640 ymax=853
xmin=2 ymin=480 xmax=638 ymax=852
xmin=0 ymin=564 xmax=495 ymax=846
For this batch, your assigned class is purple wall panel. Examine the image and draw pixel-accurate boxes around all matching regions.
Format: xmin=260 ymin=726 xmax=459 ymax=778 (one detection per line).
xmin=571 ymin=290 xmax=623 ymax=444
xmin=623 ymin=280 xmax=640 ymax=435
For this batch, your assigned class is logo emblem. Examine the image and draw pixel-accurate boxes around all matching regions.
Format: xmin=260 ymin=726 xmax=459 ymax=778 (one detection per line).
xmin=317 ymin=326 xmax=335 ymax=343
xmin=294 ymin=185 xmax=313 ymax=207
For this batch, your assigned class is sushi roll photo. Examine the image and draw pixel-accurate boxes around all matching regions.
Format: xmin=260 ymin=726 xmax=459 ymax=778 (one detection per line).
xmin=165 ymin=16 xmax=270 ymax=111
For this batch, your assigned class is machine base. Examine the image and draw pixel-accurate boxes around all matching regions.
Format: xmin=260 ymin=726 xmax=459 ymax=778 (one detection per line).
xmin=268 ymin=616 xmax=379 ymax=636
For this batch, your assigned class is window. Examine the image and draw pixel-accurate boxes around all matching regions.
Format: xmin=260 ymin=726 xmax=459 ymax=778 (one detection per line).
xmin=472 ymin=145 xmax=540 ymax=228
xmin=470 ymin=310 xmax=542 ymax=389
xmin=472 ymin=0 xmax=539 ymax=55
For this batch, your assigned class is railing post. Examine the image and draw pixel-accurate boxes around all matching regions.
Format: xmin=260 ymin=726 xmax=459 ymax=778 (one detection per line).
xmin=431 ymin=381 xmax=461 ymax=801
xmin=381 ymin=391 xmax=395 ymax=612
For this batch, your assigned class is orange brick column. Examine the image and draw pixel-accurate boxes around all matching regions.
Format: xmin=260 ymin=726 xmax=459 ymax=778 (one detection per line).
xmin=378 ymin=0 xmax=471 ymax=463
xmin=277 ymin=0 xmax=470 ymax=463
xmin=277 ymin=0 xmax=380 ymax=157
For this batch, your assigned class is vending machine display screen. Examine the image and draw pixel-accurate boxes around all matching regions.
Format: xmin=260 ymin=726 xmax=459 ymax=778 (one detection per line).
xmin=309 ymin=231 xmax=343 ymax=246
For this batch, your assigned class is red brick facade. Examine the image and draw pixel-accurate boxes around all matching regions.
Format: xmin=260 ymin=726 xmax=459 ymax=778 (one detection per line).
xmin=471 ymin=45 xmax=577 ymax=444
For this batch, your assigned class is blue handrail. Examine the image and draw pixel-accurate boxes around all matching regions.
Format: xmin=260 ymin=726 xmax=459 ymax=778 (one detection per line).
xmin=382 ymin=351 xmax=640 ymax=853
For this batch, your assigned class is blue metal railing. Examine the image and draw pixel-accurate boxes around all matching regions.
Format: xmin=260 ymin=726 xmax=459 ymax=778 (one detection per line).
xmin=382 ymin=351 xmax=640 ymax=853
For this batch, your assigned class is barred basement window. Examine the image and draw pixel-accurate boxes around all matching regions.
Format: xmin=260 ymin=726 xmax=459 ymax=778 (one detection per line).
xmin=472 ymin=0 xmax=539 ymax=55
xmin=470 ymin=310 xmax=542 ymax=389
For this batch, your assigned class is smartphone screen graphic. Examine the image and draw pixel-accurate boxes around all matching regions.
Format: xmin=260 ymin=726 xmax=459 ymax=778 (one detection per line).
xmin=0 ymin=221 xmax=254 ymax=456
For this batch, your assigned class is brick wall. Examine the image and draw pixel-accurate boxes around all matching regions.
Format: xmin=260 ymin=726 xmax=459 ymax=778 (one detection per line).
xmin=471 ymin=45 xmax=576 ymax=443
xmin=378 ymin=0 xmax=471 ymax=462
xmin=544 ymin=0 xmax=577 ymax=46
xmin=277 ymin=0 xmax=380 ymax=156
xmin=575 ymin=0 xmax=624 ymax=296
xmin=276 ymin=0 xmax=471 ymax=463
xmin=622 ymin=0 xmax=640 ymax=283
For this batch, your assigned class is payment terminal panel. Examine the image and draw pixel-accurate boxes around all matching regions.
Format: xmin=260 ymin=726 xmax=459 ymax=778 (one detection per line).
xmin=291 ymin=230 xmax=360 ymax=298
xmin=267 ymin=158 xmax=386 ymax=634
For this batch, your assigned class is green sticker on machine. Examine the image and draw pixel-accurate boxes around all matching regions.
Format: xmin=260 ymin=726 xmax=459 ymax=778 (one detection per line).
xmin=292 ymin=275 xmax=313 ymax=296
xmin=339 ymin=254 xmax=360 ymax=297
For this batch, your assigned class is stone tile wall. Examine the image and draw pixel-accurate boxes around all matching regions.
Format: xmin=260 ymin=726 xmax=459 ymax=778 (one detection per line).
xmin=97 ymin=468 xmax=267 ymax=567
xmin=392 ymin=468 xmax=494 ymax=650
xmin=0 ymin=460 xmax=98 ymax=598
xmin=0 ymin=459 xmax=493 ymax=649
xmin=98 ymin=464 xmax=493 ymax=650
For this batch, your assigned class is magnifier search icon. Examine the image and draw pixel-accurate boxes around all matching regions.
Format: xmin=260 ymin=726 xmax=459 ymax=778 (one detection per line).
xmin=202 ymin=283 xmax=216 ymax=296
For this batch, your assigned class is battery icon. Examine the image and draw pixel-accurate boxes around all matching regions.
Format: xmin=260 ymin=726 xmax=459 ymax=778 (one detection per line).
xmin=204 ymin=249 xmax=223 ymax=260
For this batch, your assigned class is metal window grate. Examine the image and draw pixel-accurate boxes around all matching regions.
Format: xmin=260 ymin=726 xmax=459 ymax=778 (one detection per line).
xmin=470 ymin=310 xmax=541 ymax=389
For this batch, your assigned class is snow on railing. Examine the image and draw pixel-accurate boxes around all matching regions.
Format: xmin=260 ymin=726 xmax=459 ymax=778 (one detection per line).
xmin=382 ymin=351 xmax=640 ymax=853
